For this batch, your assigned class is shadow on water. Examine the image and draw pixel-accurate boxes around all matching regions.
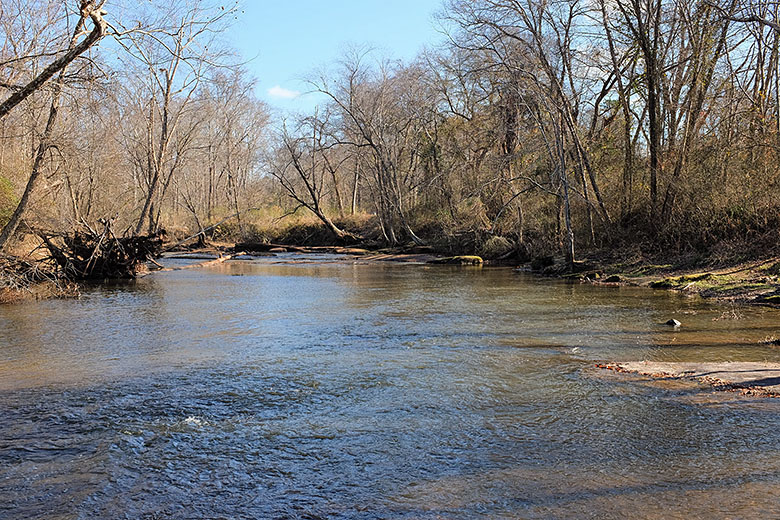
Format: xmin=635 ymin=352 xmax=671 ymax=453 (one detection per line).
xmin=1 ymin=256 xmax=780 ymax=518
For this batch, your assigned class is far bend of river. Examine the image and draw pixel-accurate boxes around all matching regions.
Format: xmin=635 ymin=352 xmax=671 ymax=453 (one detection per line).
xmin=2 ymin=255 xmax=780 ymax=519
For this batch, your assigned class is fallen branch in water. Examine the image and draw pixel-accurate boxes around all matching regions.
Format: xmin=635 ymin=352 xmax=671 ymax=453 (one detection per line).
xmin=155 ymin=252 xmax=240 ymax=272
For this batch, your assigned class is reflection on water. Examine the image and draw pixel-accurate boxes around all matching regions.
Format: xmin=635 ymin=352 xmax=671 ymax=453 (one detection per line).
xmin=1 ymin=257 xmax=780 ymax=519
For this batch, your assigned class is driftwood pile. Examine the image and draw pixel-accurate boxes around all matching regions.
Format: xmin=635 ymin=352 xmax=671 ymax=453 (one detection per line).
xmin=0 ymin=254 xmax=60 ymax=291
xmin=0 ymin=254 xmax=77 ymax=303
xmin=39 ymin=221 xmax=163 ymax=280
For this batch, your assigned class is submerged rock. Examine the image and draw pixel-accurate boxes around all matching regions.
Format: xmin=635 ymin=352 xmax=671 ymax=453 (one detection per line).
xmin=599 ymin=361 xmax=780 ymax=397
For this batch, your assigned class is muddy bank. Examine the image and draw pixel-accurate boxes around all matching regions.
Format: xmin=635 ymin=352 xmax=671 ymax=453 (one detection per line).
xmin=598 ymin=362 xmax=780 ymax=397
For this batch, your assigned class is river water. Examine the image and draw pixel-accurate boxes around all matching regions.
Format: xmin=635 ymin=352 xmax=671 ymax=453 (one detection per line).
xmin=1 ymin=255 xmax=780 ymax=519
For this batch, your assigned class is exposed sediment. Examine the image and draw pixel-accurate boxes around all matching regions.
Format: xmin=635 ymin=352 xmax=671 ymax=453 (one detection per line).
xmin=598 ymin=361 xmax=780 ymax=397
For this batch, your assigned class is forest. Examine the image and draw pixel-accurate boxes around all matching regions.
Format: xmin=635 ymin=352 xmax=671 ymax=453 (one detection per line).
xmin=1 ymin=0 xmax=779 ymax=277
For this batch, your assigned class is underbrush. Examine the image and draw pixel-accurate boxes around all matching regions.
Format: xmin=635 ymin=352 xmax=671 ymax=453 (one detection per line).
xmin=0 ymin=254 xmax=78 ymax=304
xmin=214 ymin=211 xmax=378 ymax=246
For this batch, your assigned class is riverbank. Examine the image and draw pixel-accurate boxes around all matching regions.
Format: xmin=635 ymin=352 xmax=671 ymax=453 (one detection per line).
xmin=2 ymin=219 xmax=778 ymax=309
xmin=168 ymin=239 xmax=780 ymax=313
xmin=226 ymin=232 xmax=780 ymax=307
xmin=563 ymin=255 xmax=780 ymax=308
xmin=217 ymin=216 xmax=780 ymax=306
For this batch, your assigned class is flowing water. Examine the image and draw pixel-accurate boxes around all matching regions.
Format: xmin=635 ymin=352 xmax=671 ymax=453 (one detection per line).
xmin=1 ymin=255 xmax=780 ymax=519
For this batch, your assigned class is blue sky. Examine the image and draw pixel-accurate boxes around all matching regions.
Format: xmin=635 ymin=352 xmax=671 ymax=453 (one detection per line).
xmin=229 ymin=0 xmax=445 ymax=112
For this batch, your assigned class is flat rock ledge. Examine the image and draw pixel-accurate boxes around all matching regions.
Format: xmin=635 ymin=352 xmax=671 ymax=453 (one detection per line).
xmin=597 ymin=361 xmax=780 ymax=397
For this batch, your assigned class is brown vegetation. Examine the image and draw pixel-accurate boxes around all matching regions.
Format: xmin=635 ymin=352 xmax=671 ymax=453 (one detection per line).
xmin=0 ymin=254 xmax=78 ymax=304
xmin=1 ymin=0 xmax=779 ymax=283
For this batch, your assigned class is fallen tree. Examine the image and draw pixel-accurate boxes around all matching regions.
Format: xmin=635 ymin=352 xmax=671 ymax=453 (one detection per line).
xmin=39 ymin=220 xmax=163 ymax=279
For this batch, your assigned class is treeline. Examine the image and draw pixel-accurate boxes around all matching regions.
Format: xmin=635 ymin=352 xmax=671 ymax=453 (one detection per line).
xmin=2 ymin=0 xmax=779 ymax=265
xmin=0 ymin=0 xmax=271 ymax=250
xmin=272 ymin=0 xmax=780 ymax=263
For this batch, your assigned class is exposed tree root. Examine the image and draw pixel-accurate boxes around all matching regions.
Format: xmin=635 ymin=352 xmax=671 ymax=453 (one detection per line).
xmin=38 ymin=220 xmax=163 ymax=280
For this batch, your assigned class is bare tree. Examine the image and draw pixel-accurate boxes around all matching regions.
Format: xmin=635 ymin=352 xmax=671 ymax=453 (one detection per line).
xmin=268 ymin=112 xmax=358 ymax=242
xmin=0 ymin=0 xmax=107 ymax=252
xmin=171 ymin=68 xmax=268 ymax=240
xmin=310 ymin=52 xmax=430 ymax=245
xmin=114 ymin=0 xmax=239 ymax=235
xmin=707 ymin=0 xmax=780 ymax=33
xmin=0 ymin=1 xmax=107 ymax=121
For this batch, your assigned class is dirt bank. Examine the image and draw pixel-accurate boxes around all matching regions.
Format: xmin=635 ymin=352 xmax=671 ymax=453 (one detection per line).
xmin=534 ymin=255 xmax=780 ymax=307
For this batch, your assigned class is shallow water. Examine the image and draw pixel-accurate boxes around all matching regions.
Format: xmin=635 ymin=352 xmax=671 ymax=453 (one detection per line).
xmin=1 ymin=256 xmax=780 ymax=519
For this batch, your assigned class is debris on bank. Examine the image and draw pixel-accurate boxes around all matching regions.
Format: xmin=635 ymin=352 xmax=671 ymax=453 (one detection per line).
xmin=0 ymin=254 xmax=78 ymax=304
xmin=40 ymin=221 xmax=163 ymax=279
xmin=1 ymin=221 xmax=165 ymax=303
xmin=597 ymin=362 xmax=780 ymax=397
xmin=427 ymin=255 xmax=484 ymax=266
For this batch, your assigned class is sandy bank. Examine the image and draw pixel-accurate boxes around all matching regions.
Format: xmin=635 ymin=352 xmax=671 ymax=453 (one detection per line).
xmin=599 ymin=361 xmax=780 ymax=397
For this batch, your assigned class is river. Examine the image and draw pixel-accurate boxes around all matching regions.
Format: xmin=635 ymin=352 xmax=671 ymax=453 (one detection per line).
xmin=2 ymin=255 xmax=780 ymax=519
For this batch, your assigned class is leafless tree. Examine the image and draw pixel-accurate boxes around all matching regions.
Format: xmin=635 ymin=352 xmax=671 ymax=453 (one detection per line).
xmin=268 ymin=111 xmax=358 ymax=242
xmin=113 ymin=0 xmax=239 ymax=235
xmin=0 ymin=1 xmax=107 ymax=121
xmin=0 ymin=0 xmax=107 ymax=251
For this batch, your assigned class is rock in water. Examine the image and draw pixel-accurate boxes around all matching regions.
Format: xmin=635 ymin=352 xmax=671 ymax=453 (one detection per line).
xmin=666 ymin=319 xmax=682 ymax=327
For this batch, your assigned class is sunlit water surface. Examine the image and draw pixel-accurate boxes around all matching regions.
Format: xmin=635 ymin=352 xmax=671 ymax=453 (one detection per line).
xmin=2 ymin=255 xmax=780 ymax=519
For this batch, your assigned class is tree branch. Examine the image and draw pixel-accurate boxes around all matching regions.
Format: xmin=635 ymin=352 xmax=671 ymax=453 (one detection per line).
xmin=0 ymin=2 xmax=108 ymax=120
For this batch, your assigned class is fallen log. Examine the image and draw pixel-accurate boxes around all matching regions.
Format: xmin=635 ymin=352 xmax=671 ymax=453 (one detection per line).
xmin=234 ymin=241 xmax=306 ymax=253
xmin=156 ymin=252 xmax=240 ymax=272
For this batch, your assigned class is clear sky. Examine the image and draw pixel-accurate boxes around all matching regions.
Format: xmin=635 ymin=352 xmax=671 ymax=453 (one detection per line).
xmin=228 ymin=0 xmax=445 ymax=112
